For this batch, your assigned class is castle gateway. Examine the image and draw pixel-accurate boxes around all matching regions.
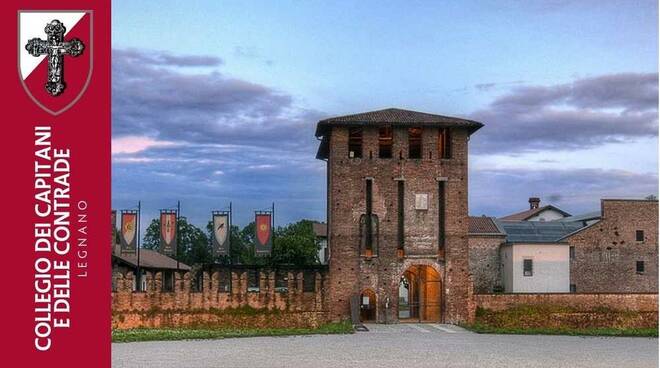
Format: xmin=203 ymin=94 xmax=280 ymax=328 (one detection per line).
xmin=315 ymin=108 xmax=483 ymax=323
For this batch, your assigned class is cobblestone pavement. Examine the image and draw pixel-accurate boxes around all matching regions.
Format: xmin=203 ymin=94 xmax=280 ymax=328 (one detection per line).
xmin=112 ymin=324 xmax=658 ymax=368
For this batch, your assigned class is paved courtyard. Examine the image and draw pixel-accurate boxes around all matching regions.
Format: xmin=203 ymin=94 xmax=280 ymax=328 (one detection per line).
xmin=112 ymin=324 xmax=658 ymax=368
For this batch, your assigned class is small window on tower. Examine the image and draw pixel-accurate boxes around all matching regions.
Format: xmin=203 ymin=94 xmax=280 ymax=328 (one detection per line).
xmin=408 ymin=127 xmax=422 ymax=159
xmin=438 ymin=128 xmax=451 ymax=159
xmin=636 ymin=261 xmax=645 ymax=274
xmin=636 ymin=230 xmax=644 ymax=242
xmin=378 ymin=127 xmax=393 ymax=158
xmin=348 ymin=128 xmax=363 ymax=158
xmin=523 ymin=259 xmax=533 ymax=277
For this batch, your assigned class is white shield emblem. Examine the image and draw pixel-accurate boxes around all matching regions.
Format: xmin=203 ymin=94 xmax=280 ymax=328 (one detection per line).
xmin=18 ymin=11 xmax=93 ymax=115
xmin=161 ymin=213 xmax=176 ymax=245
xmin=214 ymin=214 xmax=228 ymax=246
xmin=121 ymin=213 xmax=136 ymax=246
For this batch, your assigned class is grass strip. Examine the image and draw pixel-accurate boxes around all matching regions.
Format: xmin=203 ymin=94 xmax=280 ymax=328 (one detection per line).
xmin=464 ymin=323 xmax=658 ymax=337
xmin=112 ymin=321 xmax=353 ymax=343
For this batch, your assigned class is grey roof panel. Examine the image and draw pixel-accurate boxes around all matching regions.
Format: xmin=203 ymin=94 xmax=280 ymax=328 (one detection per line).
xmin=495 ymin=220 xmax=585 ymax=244
xmin=557 ymin=210 xmax=601 ymax=223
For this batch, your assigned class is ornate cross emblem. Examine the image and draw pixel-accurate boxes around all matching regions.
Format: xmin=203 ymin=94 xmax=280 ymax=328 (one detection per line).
xmin=25 ymin=20 xmax=85 ymax=96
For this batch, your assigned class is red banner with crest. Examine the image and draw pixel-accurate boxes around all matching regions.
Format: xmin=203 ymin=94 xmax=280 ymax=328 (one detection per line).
xmin=255 ymin=213 xmax=272 ymax=255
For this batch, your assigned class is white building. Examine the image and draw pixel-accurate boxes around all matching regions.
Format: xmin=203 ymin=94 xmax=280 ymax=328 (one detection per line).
xmin=501 ymin=243 xmax=570 ymax=293
xmin=497 ymin=220 xmax=582 ymax=293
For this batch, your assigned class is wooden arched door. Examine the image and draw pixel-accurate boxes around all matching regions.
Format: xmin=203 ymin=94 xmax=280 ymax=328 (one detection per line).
xmin=398 ymin=265 xmax=441 ymax=322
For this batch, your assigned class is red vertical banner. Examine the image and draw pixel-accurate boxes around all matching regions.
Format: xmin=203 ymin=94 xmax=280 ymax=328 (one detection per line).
xmin=1 ymin=1 xmax=110 ymax=367
xmin=255 ymin=212 xmax=273 ymax=255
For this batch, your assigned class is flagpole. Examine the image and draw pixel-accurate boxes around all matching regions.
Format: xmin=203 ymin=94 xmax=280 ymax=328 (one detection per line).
xmin=176 ymin=200 xmax=180 ymax=271
xmin=137 ymin=201 xmax=141 ymax=292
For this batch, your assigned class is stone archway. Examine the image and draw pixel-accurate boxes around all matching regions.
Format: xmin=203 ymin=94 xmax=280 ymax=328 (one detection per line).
xmin=398 ymin=265 xmax=442 ymax=322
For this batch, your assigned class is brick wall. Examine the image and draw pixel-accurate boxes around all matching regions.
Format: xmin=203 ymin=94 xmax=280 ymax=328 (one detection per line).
xmin=468 ymin=235 xmax=505 ymax=293
xmin=567 ymin=199 xmax=658 ymax=292
xmin=475 ymin=293 xmax=658 ymax=312
xmin=112 ymin=267 xmax=329 ymax=330
xmin=326 ymin=126 xmax=472 ymax=323
xmin=474 ymin=293 xmax=658 ymax=330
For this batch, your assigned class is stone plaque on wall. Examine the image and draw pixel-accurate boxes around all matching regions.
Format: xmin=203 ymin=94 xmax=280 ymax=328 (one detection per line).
xmin=415 ymin=193 xmax=429 ymax=210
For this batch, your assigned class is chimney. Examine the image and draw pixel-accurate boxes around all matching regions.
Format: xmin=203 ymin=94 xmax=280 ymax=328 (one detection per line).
xmin=529 ymin=197 xmax=540 ymax=209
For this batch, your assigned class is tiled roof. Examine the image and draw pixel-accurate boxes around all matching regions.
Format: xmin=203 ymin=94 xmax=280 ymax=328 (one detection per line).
xmin=468 ymin=216 xmax=504 ymax=235
xmin=315 ymin=108 xmax=483 ymax=137
xmin=496 ymin=220 xmax=585 ymax=244
xmin=113 ymin=246 xmax=191 ymax=271
xmin=499 ymin=205 xmax=571 ymax=221
xmin=315 ymin=108 xmax=484 ymax=159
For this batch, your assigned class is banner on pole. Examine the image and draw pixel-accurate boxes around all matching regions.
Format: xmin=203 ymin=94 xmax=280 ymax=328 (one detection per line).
xmin=160 ymin=211 xmax=177 ymax=255
xmin=120 ymin=211 xmax=137 ymax=253
xmin=255 ymin=212 xmax=272 ymax=255
xmin=212 ymin=212 xmax=230 ymax=256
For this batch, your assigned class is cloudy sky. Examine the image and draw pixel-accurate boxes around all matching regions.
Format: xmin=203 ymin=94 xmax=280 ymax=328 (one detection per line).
xmin=112 ymin=0 xmax=658 ymax=229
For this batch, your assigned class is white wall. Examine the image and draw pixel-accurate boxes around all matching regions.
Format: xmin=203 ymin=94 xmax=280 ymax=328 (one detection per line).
xmin=526 ymin=209 xmax=567 ymax=222
xmin=318 ymin=238 xmax=328 ymax=264
xmin=507 ymin=243 xmax=570 ymax=293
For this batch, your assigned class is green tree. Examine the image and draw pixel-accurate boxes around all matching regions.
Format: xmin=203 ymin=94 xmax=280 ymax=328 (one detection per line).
xmin=143 ymin=217 xmax=213 ymax=265
xmin=272 ymin=220 xmax=319 ymax=266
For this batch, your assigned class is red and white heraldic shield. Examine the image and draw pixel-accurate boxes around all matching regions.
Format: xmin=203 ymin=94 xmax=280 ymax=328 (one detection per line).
xmin=19 ymin=11 xmax=92 ymax=115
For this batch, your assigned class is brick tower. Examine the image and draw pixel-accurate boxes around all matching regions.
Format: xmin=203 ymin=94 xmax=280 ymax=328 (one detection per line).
xmin=315 ymin=108 xmax=483 ymax=323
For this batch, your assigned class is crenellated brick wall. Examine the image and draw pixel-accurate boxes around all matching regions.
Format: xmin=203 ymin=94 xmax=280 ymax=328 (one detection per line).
xmin=112 ymin=267 xmax=330 ymax=330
